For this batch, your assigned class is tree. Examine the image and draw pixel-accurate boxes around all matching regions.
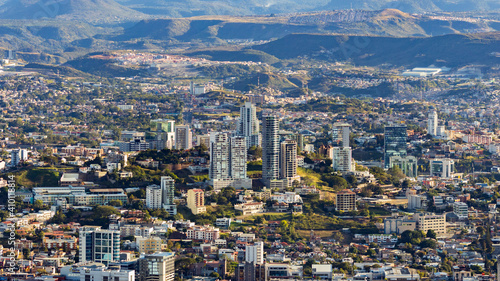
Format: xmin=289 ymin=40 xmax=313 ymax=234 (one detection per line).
xmin=109 ymin=199 xmax=123 ymax=207
xmin=426 ymin=229 xmax=437 ymax=239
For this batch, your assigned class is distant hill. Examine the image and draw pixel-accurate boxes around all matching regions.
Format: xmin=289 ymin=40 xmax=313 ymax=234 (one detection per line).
xmin=114 ymin=0 xmax=500 ymax=15
xmin=251 ymin=32 xmax=500 ymax=67
xmin=226 ymin=72 xmax=298 ymax=91
xmin=0 ymin=0 xmax=147 ymax=23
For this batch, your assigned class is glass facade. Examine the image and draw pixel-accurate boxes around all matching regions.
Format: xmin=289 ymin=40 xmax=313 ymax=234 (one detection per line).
xmin=384 ymin=125 xmax=408 ymax=169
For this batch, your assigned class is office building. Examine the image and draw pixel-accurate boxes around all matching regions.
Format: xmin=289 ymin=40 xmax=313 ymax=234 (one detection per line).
xmin=151 ymin=119 xmax=176 ymax=149
xmin=161 ymin=176 xmax=177 ymax=215
xmin=331 ymin=147 xmax=354 ymax=172
xmin=384 ymin=125 xmax=407 ymax=169
xmin=79 ymin=226 xmax=120 ymax=265
xmin=280 ymin=140 xmax=300 ymax=187
xmin=430 ymin=158 xmax=455 ymax=179
xmin=79 ymin=267 xmax=134 ymax=281
xmin=238 ymin=102 xmax=261 ymax=148
xmin=335 ymin=189 xmax=356 ymax=211
xmin=187 ymin=189 xmax=206 ymax=215
xmin=146 ymin=185 xmax=162 ymax=209
xmin=413 ymin=213 xmax=446 ymax=234
xmin=137 ymin=252 xmax=175 ymax=281
xmin=119 ymin=137 xmax=149 ymax=152
xmin=453 ymin=202 xmax=468 ymax=219
xmin=262 ymin=115 xmax=280 ymax=186
xmin=333 ymin=123 xmax=351 ymax=148
xmin=245 ymin=241 xmax=264 ymax=265
xmin=389 ymin=156 xmax=418 ymax=178
xmin=428 ymin=110 xmax=438 ymax=136
xmin=236 ymin=262 xmax=266 ymax=281
xmin=175 ymin=125 xmax=192 ymax=150
xmin=209 ymin=132 xmax=251 ymax=189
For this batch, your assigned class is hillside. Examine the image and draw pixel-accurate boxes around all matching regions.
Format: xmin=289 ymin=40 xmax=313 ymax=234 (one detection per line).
xmin=114 ymin=0 xmax=500 ymax=15
xmin=251 ymin=32 xmax=500 ymax=67
xmin=0 ymin=0 xmax=147 ymax=24
xmin=226 ymin=72 xmax=298 ymax=91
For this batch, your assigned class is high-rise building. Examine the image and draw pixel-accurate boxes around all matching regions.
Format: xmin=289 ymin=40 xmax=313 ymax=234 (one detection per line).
xmin=209 ymin=132 xmax=251 ymax=189
xmin=331 ymin=147 xmax=354 ymax=172
xmin=389 ymin=156 xmax=418 ymax=178
xmin=151 ymin=119 xmax=176 ymax=149
xmin=335 ymin=189 xmax=357 ymax=211
xmin=238 ymin=102 xmax=261 ymax=148
xmin=384 ymin=125 xmax=408 ymax=169
xmin=280 ymin=140 xmax=300 ymax=187
xmin=187 ymin=189 xmax=206 ymax=215
xmin=245 ymin=241 xmax=264 ymax=265
xmin=262 ymin=115 xmax=280 ymax=185
xmin=79 ymin=226 xmax=120 ymax=265
xmin=146 ymin=184 xmax=162 ymax=209
xmin=137 ymin=252 xmax=175 ymax=281
xmin=10 ymin=149 xmax=27 ymax=166
xmin=428 ymin=110 xmax=438 ymax=136
xmin=430 ymin=158 xmax=455 ymax=179
xmin=161 ymin=176 xmax=177 ymax=215
xmin=175 ymin=125 xmax=192 ymax=150
xmin=333 ymin=123 xmax=351 ymax=148
xmin=231 ymin=136 xmax=248 ymax=180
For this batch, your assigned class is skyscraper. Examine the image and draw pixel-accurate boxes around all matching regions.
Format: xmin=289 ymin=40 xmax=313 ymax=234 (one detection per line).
xmin=384 ymin=125 xmax=408 ymax=169
xmin=79 ymin=226 xmax=120 ymax=266
xmin=175 ymin=125 xmax=192 ymax=150
xmin=428 ymin=110 xmax=438 ymax=136
xmin=137 ymin=252 xmax=175 ymax=281
xmin=333 ymin=123 xmax=351 ymax=148
xmin=238 ymin=102 xmax=261 ymax=148
xmin=262 ymin=115 xmax=279 ymax=185
xmin=161 ymin=176 xmax=177 ymax=215
xmin=209 ymin=132 xmax=251 ymax=189
xmin=280 ymin=140 xmax=300 ymax=187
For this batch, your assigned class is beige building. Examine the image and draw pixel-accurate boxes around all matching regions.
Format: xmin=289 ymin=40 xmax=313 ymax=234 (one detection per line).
xmin=413 ymin=213 xmax=446 ymax=234
xmin=187 ymin=189 xmax=206 ymax=215
xmin=136 ymin=236 xmax=162 ymax=254
xmin=335 ymin=189 xmax=357 ymax=211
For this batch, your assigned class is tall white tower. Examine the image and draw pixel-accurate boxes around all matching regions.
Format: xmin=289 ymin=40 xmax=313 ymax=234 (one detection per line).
xmin=428 ymin=110 xmax=438 ymax=136
xmin=238 ymin=102 xmax=261 ymax=147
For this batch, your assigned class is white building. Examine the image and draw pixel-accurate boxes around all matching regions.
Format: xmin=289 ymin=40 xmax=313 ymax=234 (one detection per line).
xmin=408 ymin=194 xmax=427 ymax=210
xmin=161 ymin=176 xmax=177 ymax=215
xmin=79 ymin=267 xmax=134 ymax=281
xmin=312 ymin=264 xmax=333 ymax=280
xmin=209 ymin=132 xmax=251 ymax=189
xmin=245 ymin=241 xmax=264 ymax=264
xmin=428 ymin=110 xmax=438 ymax=136
xmin=238 ymin=102 xmax=261 ymax=148
xmin=453 ymin=202 xmax=468 ymax=219
xmin=79 ymin=226 xmax=120 ymax=265
xmin=331 ymin=147 xmax=354 ymax=172
xmin=413 ymin=213 xmax=446 ymax=235
xmin=146 ymin=185 xmax=162 ymax=209
xmin=430 ymin=158 xmax=455 ymax=179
